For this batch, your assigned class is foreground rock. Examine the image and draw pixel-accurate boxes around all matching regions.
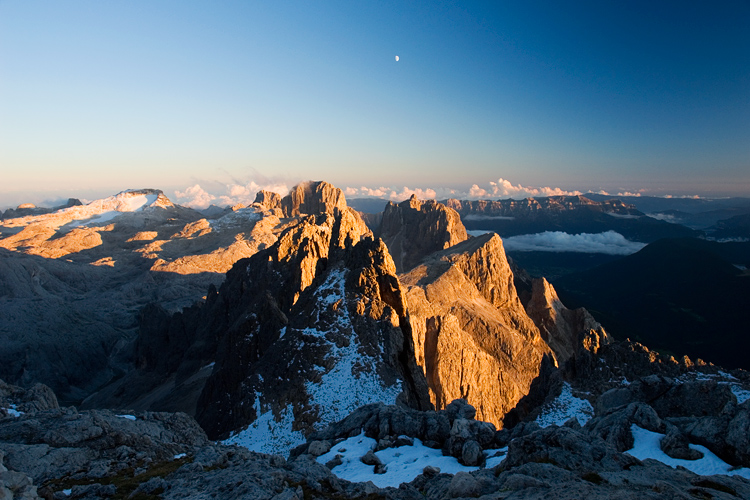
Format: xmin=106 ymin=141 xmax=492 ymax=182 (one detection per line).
xmin=4 ymin=380 xmax=750 ymax=499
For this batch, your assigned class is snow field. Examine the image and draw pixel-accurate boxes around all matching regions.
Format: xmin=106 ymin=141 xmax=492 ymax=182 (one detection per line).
xmin=316 ymin=432 xmax=506 ymax=488
xmin=626 ymin=425 xmax=750 ymax=479
xmin=535 ymin=382 xmax=593 ymax=427
xmin=225 ymin=266 xmax=401 ymax=456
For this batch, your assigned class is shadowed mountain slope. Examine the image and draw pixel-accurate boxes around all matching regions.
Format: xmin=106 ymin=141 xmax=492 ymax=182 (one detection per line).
xmin=555 ymin=238 xmax=750 ymax=369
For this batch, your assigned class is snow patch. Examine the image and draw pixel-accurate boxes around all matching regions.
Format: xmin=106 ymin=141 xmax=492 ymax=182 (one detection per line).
xmin=117 ymin=414 xmax=136 ymax=421
xmin=3 ymin=404 xmax=23 ymax=417
xmin=173 ymin=453 xmax=187 ymax=460
xmin=226 ymin=266 xmax=402 ymax=456
xmin=222 ymin=398 xmax=306 ymax=455
xmin=731 ymin=386 xmax=750 ymax=405
xmin=484 ymin=447 xmax=508 ymax=468
xmin=626 ymin=425 xmax=750 ymax=479
xmin=208 ymin=207 xmax=261 ymax=230
xmin=316 ymin=432 xmax=479 ymax=488
xmin=304 ymin=267 xmax=402 ymax=427
xmin=54 ymin=191 xmax=165 ymax=229
xmin=536 ymin=383 xmax=593 ymax=427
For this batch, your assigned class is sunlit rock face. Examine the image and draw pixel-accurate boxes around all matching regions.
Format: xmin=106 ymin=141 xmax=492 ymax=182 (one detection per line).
xmin=400 ymin=228 xmax=551 ymax=428
xmin=280 ymin=180 xmax=348 ymax=218
xmin=379 ymin=195 xmax=468 ymax=273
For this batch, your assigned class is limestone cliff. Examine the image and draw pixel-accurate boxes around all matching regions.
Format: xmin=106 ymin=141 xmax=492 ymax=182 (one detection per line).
xmin=444 ymin=195 xmax=640 ymax=217
xmin=401 ymin=233 xmax=551 ymax=428
xmin=380 ymin=195 xmax=468 ymax=273
xmin=280 ymin=181 xmax=348 ymax=217
xmin=253 ymin=190 xmax=282 ymax=211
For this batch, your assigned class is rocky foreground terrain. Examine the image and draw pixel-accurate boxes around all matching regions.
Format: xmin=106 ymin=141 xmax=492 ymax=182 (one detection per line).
xmin=3 ymin=359 xmax=750 ymax=500
xmin=2 ymin=181 xmax=750 ymax=498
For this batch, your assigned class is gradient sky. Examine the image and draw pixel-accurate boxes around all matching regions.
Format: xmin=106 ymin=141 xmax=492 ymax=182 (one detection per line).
xmin=1 ymin=0 xmax=748 ymax=207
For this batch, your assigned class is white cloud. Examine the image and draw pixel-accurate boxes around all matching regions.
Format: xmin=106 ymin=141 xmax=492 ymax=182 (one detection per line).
xmin=174 ymin=184 xmax=215 ymax=209
xmin=469 ymin=184 xmax=488 ymax=197
xmin=343 ymin=185 xmax=460 ymax=202
xmin=174 ymin=181 xmax=289 ymax=209
xmin=389 ymin=186 xmax=438 ymax=201
xmin=175 ymin=177 xmax=656 ymax=210
xmin=216 ymin=181 xmax=290 ymax=207
xmin=484 ymin=178 xmax=582 ymax=198
xmin=502 ymin=231 xmax=646 ymax=255
xmin=646 ymin=213 xmax=679 ymax=222
xmin=343 ymin=178 xmax=585 ymax=202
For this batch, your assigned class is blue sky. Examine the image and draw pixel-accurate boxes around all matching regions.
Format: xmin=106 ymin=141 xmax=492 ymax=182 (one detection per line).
xmin=1 ymin=0 xmax=748 ymax=207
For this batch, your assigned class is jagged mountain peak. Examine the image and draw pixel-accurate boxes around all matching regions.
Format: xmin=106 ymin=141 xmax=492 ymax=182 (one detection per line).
xmin=191 ymin=210 xmax=429 ymax=447
xmin=379 ymin=196 xmax=468 ymax=273
xmin=254 ymin=180 xmax=349 ymax=218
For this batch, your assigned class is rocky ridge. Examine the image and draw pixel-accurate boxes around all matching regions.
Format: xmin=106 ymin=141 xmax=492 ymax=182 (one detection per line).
xmin=442 ymin=194 xmax=699 ymax=242
xmin=1 ymin=199 xmax=82 ymax=221
xmin=445 ymin=195 xmax=640 ymax=218
xmin=525 ymin=277 xmax=611 ymax=365
xmin=84 ymin=183 xmax=432 ymax=455
xmin=0 ymin=189 xmax=294 ymax=405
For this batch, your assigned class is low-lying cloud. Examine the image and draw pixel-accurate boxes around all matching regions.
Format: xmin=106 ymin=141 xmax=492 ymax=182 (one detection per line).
xmin=463 ymin=214 xmax=515 ymax=221
xmin=502 ymin=231 xmax=646 ymax=255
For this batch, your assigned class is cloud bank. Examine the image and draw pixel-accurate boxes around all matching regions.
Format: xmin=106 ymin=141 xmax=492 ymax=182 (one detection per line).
xmin=502 ymin=231 xmax=646 ymax=255
xmin=344 ymin=178 xmax=647 ymax=203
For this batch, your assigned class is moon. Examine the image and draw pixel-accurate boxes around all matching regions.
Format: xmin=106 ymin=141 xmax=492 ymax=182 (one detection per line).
xmin=395 ymin=55 xmax=399 ymax=62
